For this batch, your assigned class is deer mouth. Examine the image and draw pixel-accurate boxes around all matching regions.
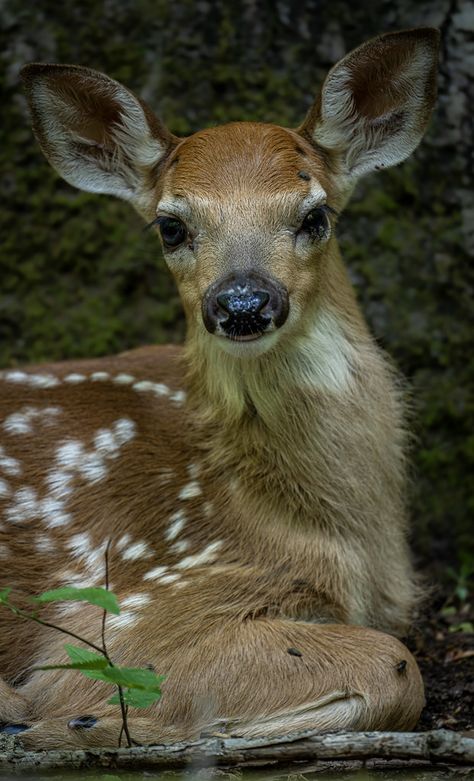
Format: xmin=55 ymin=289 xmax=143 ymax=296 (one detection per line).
xmin=219 ymin=312 xmax=272 ymax=342
xmin=226 ymin=332 xmax=265 ymax=342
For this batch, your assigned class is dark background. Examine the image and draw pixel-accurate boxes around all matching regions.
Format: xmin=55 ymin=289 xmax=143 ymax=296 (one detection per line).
xmin=1 ymin=1 xmax=472 ymax=581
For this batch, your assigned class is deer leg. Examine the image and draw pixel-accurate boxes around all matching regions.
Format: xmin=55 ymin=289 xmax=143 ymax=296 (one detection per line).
xmin=0 ymin=716 xmax=183 ymax=750
xmin=6 ymin=620 xmax=423 ymax=749
xmin=158 ymin=619 xmax=425 ymax=738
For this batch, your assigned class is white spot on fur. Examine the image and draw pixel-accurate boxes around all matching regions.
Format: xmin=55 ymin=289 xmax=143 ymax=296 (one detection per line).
xmin=121 ymin=593 xmax=151 ymax=609
xmin=158 ymin=573 xmax=181 ymax=585
xmin=170 ymin=539 xmax=190 ymax=554
xmin=203 ymin=502 xmax=214 ymax=518
xmin=64 ymin=373 xmax=86 ymax=383
xmin=0 ymin=478 xmax=10 ymax=497
xmin=108 ymin=611 xmax=139 ymax=629
xmin=44 ymin=406 xmax=62 ymax=418
xmin=3 ymin=406 xmax=63 ymax=436
xmin=143 ymin=565 xmax=168 ymax=581
xmin=56 ymin=441 xmax=85 ymax=470
xmin=0 ymin=448 xmax=22 ymax=476
xmin=55 ymin=602 xmax=82 ymax=616
xmin=170 ymin=390 xmax=186 ymax=405
xmin=187 ymin=463 xmax=201 ymax=480
xmin=51 ymin=420 xmax=134 ymax=492
xmin=133 ymin=380 xmax=155 ymax=393
xmin=154 ymin=384 xmax=169 ymax=397
xmin=3 ymin=371 xmax=29 ymax=383
xmin=2 ymin=371 xmax=60 ymax=388
xmin=82 ymin=542 xmax=107 ymax=571
xmin=40 ymin=496 xmax=72 ymax=528
xmin=3 ymin=412 xmax=32 ymax=435
xmin=116 ymin=533 xmax=132 ymax=551
xmin=67 ymin=532 xmax=92 ymax=557
xmin=175 ymin=541 xmax=223 ymax=570
xmin=178 ymin=481 xmax=202 ymax=500
xmin=113 ymin=373 xmax=135 ymax=384
xmin=165 ymin=510 xmax=186 ymax=541
xmin=5 ymin=486 xmax=38 ymax=523
xmin=132 ymin=380 xmax=171 ymax=398
xmin=35 ymin=533 xmax=55 ymax=553
xmin=113 ymin=418 xmax=136 ymax=445
xmin=90 ymin=371 xmax=110 ymax=381
xmin=94 ymin=428 xmax=119 ymax=457
xmin=122 ymin=540 xmax=152 ymax=561
xmin=79 ymin=452 xmax=107 ymax=483
xmin=45 ymin=470 xmax=73 ymax=500
xmin=28 ymin=374 xmax=60 ymax=388
xmin=59 ymin=570 xmax=97 ymax=589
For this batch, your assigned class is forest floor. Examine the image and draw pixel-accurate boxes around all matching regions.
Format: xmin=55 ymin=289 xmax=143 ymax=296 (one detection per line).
xmin=408 ymin=582 xmax=473 ymax=733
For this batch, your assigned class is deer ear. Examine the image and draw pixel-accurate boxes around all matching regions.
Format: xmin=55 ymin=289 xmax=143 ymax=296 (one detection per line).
xmin=21 ymin=63 xmax=176 ymax=203
xmin=300 ymin=28 xmax=440 ymax=180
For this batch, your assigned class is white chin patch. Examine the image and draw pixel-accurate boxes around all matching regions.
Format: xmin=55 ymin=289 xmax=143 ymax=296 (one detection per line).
xmin=214 ymin=331 xmax=279 ymax=358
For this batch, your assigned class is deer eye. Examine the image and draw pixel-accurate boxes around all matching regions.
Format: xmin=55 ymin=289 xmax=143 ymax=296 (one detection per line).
xmin=157 ymin=217 xmax=187 ymax=248
xmin=299 ymin=207 xmax=329 ymax=240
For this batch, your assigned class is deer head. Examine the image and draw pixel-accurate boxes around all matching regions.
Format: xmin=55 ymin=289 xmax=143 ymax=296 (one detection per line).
xmin=21 ymin=29 xmax=439 ymax=361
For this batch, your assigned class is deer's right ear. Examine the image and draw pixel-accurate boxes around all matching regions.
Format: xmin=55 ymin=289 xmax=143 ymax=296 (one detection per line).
xmin=300 ymin=29 xmax=439 ymax=182
xmin=21 ymin=64 xmax=176 ymax=203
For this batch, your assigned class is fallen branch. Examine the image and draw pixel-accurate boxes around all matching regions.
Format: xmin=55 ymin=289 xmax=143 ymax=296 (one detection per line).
xmin=0 ymin=728 xmax=473 ymax=772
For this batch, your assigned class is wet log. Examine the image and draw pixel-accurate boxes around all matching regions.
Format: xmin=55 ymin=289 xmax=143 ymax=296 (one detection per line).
xmin=0 ymin=728 xmax=473 ymax=772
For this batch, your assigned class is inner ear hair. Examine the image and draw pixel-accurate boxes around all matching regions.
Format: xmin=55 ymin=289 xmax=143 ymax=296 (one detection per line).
xmin=300 ymin=28 xmax=440 ymax=179
xmin=20 ymin=63 xmax=176 ymax=202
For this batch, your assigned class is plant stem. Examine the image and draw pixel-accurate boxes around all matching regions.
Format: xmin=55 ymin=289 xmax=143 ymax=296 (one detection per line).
xmin=6 ymin=604 xmax=105 ymax=656
xmin=1 ymin=541 xmax=138 ymax=749
xmin=102 ymin=539 xmax=133 ymax=749
xmin=101 ymin=540 xmax=111 ymax=657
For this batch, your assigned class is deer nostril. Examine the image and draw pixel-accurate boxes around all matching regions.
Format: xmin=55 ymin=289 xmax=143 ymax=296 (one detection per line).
xmin=216 ymin=290 xmax=270 ymax=317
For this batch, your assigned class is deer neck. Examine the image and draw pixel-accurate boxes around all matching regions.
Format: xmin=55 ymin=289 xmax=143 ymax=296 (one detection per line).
xmin=184 ymin=267 xmax=403 ymax=537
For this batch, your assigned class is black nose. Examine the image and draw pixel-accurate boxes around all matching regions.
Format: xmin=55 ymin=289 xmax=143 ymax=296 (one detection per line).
xmin=216 ymin=290 xmax=270 ymax=317
xmin=202 ymin=271 xmax=289 ymax=340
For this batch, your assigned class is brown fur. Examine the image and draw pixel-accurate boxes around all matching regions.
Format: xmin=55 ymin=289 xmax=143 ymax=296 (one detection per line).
xmin=0 ymin=29 xmax=439 ymax=748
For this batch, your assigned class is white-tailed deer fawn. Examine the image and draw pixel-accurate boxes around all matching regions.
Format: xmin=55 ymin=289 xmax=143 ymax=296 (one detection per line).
xmin=0 ymin=28 xmax=439 ymax=749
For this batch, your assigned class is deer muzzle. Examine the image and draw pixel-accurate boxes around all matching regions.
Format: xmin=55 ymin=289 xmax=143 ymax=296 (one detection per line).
xmin=202 ymin=271 xmax=289 ymax=341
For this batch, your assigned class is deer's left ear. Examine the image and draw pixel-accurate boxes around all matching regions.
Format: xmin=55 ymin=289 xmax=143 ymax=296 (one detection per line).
xmin=300 ymin=28 xmax=440 ymax=180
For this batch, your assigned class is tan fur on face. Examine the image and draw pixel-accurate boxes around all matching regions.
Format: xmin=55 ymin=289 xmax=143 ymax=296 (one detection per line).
xmin=154 ymin=123 xmax=339 ymax=340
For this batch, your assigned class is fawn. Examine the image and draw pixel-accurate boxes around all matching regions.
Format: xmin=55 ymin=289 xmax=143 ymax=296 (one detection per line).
xmin=0 ymin=28 xmax=439 ymax=748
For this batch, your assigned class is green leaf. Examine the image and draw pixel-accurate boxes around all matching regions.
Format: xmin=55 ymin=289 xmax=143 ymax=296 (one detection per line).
xmin=34 ymin=646 xmax=108 ymax=672
xmin=108 ymin=688 xmax=162 ymax=707
xmin=82 ymin=666 xmax=165 ymax=692
xmin=100 ymin=667 xmax=165 ymax=691
xmin=449 ymin=621 xmax=474 ymax=634
xmin=36 ymin=660 xmax=108 ymax=671
xmin=456 ymin=585 xmax=468 ymax=602
xmin=32 ymin=587 xmax=120 ymax=615
xmin=441 ymin=605 xmax=456 ymax=617
xmin=0 ymin=588 xmax=12 ymax=604
xmin=64 ymin=644 xmax=105 ymax=665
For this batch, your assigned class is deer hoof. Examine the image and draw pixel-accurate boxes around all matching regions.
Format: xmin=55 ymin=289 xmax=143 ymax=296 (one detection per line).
xmin=0 ymin=723 xmax=30 ymax=734
xmin=67 ymin=715 xmax=97 ymax=730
